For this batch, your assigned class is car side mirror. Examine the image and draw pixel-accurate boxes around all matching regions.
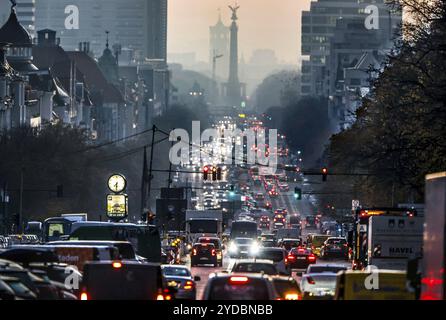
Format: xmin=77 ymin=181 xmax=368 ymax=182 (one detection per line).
xmin=194 ymin=276 xmax=201 ymax=282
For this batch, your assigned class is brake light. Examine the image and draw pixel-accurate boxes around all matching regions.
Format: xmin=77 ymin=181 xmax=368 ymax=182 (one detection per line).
xmin=184 ymin=280 xmax=194 ymax=290
xmin=211 ymin=249 xmax=216 ymax=256
xmin=193 ymin=249 xmax=197 ymax=255
xmin=230 ymin=276 xmax=249 ymax=284
xmin=112 ymin=261 xmax=122 ymax=269
xmin=285 ymin=293 xmax=299 ymax=300
xmin=287 ymin=255 xmax=296 ymax=260
xmin=157 ymin=294 xmax=165 ymax=300
xmin=308 ymin=254 xmax=316 ymax=262
xmin=80 ymin=292 xmax=88 ymax=300
xmin=307 ymin=277 xmax=316 ymax=285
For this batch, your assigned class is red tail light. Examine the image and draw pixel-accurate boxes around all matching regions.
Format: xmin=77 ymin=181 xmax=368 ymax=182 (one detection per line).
xmin=211 ymin=249 xmax=216 ymax=256
xmin=80 ymin=292 xmax=88 ymax=301
xmin=287 ymin=254 xmax=296 ymax=260
xmin=192 ymin=249 xmax=197 ymax=255
xmin=112 ymin=261 xmax=122 ymax=269
xmin=307 ymin=254 xmax=316 ymax=262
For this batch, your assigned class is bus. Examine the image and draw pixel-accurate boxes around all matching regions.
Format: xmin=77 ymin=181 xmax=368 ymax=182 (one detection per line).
xmin=230 ymin=220 xmax=258 ymax=240
xmin=352 ymin=207 xmax=417 ymax=269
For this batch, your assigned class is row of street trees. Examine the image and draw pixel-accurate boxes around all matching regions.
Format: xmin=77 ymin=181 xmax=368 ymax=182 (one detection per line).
xmin=327 ymin=0 xmax=446 ymax=206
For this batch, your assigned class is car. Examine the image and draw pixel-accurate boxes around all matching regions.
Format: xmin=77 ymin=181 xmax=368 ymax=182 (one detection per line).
xmin=0 ymin=276 xmax=16 ymax=300
xmin=261 ymin=239 xmax=276 ymax=247
xmin=320 ymin=237 xmax=349 ymax=260
xmin=161 ymin=265 xmax=200 ymax=300
xmin=254 ymin=193 xmax=265 ymax=201
xmin=307 ymin=234 xmax=331 ymax=256
xmin=278 ymin=183 xmax=289 ymax=192
xmin=190 ymin=243 xmax=218 ymax=267
xmin=305 ymin=264 xmax=348 ymax=275
xmin=202 ymin=273 xmax=278 ymax=300
xmin=255 ymin=247 xmax=290 ymax=275
xmin=228 ymin=259 xmax=279 ymax=276
xmin=305 ymin=216 xmax=318 ymax=229
xmin=197 ymin=237 xmax=223 ymax=267
xmin=300 ymin=273 xmax=338 ymax=300
xmin=270 ymin=275 xmax=302 ymax=300
xmin=273 ymin=214 xmax=286 ymax=225
xmin=287 ymin=247 xmax=317 ymax=270
xmin=227 ymin=238 xmax=259 ymax=258
xmin=278 ymin=238 xmax=302 ymax=252
xmin=273 ymin=222 xmax=285 ymax=230
xmin=264 ymin=201 xmax=272 ymax=210
xmin=0 ymin=276 xmax=37 ymax=300
xmin=268 ymin=189 xmax=279 ymax=198
xmin=80 ymin=261 xmax=167 ymax=300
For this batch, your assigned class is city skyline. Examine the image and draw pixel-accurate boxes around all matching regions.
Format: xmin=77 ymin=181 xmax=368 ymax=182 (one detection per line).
xmin=168 ymin=0 xmax=312 ymax=65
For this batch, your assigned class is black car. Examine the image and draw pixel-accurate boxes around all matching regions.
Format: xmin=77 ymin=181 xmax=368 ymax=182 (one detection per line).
xmin=287 ymin=247 xmax=317 ymax=269
xmin=191 ymin=243 xmax=218 ymax=267
xmin=320 ymin=237 xmax=349 ymax=260
xmin=161 ymin=265 xmax=200 ymax=300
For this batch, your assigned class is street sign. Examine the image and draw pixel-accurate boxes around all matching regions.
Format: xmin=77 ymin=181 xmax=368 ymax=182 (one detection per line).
xmin=106 ymin=194 xmax=128 ymax=219
xmin=352 ymin=199 xmax=360 ymax=211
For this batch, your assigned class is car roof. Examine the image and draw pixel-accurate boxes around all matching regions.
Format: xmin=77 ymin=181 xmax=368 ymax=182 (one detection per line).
xmin=234 ymin=259 xmax=275 ymax=264
xmin=161 ymin=264 xmax=189 ymax=269
xmin=302 ymin=272 xmax=338 ymax=278
xmin=260 ymin=247 xmax=284 ymax=252
xmin=281 ymin=238 xmax=301 ymax=242
xmin=210 ymin=272 xmax=271 ymax=280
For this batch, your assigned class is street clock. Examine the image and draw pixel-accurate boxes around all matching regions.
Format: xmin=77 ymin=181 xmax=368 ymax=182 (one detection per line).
xmin=108 ymin=174 xmax=127 ymax=193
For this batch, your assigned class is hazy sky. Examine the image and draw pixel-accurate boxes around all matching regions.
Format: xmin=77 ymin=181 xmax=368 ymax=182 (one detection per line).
xmin=168 ymin=0 xmax=312 ymax=64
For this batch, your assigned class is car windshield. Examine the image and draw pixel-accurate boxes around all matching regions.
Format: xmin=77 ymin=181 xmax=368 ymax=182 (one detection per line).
xmin=234 ymin=239 xmax=252 ymax=245
xmin=257 ymin=249 xmax=284 ymax=262
xmin=208 ymin=278 xmax=270 ymax=300
xmin=163 ymin=267 xmax=191 ymax=277
xmin=312 ymin=236 xmax=330 ymax=247
xmin=282 ymin=241 xmax=300 ymax=250
xmin=327 ymin=239 xmax=346 ymax=245
xmin=5 ymin=280 xmax=33 ymax=296
xmin=199 ymin=238 xmax=220 ymax=249
xmin=232 ymin=263 xmax=277 ymax=275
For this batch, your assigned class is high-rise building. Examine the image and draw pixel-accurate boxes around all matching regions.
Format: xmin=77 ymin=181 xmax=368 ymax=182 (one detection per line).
xmin=300 ymin=0 xmax=401 ymax=97
xmin=0 ymin=0 xmax=35 ymax=37
xmin=209 ymin=11 xmax=229 ymax=80
xmin=33 ymin=0 xmax=167 ymax=60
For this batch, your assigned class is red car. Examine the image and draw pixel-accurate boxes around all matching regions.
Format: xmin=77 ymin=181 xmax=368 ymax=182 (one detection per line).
xmin=269 ymin=189 xmax=279 ymax=198
xmin=274 ymin=214 xmax=286 ymax=224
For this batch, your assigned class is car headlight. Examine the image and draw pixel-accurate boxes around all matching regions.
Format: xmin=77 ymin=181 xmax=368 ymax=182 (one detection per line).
xmin=250 ymin=242 xmax=260 ymax=255
xmin=228 ymin=242 xmax=238 ymax=253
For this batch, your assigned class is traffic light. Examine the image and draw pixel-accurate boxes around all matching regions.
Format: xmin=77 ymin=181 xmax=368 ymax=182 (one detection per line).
xmin=294 ymin=187 xmax=302 ymax=200
xmin=229 ymin=185 xmax=235 ymax=197
xmin=203 ymin=166 xmax=209 ymax=180
xmin=56 ymin=185 xmax=64 ymax=198
xmin=212 ymin=166 xmax=218 ymax=181
xmin=216 ymin=167 xmax=222 ymax=180
xmin=322 ymin=167 xmax=328 ymax=182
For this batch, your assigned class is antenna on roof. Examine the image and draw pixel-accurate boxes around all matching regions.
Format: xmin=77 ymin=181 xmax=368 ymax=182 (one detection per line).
xmin=10 ymin=0 xmax=17 ymax=10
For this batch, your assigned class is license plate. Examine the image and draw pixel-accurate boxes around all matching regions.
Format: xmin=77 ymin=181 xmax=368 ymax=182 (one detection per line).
xmin=297 ymin=257 xmax=306 ymax=260
xmin=200 ymin=257 xmax=209 ymax=260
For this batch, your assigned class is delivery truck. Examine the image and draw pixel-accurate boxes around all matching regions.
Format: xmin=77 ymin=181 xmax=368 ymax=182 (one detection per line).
xmin=367 ymin=215 xmax=423 ymax=270
xmin=185 ymin=210 xmax=223 ymax=244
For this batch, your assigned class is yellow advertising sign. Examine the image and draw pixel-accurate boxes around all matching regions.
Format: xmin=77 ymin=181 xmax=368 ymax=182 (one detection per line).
xmin=107 ymin=194 xmax=128 ymax=218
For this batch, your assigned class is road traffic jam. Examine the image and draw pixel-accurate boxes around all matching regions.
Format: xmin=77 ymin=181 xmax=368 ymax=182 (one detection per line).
xmin=0 ymin=115 xmax=421 ymax=300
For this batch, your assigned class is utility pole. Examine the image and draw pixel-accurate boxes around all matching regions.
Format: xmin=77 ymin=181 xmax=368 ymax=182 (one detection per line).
xmin=147 ymin=125 xmax=157 ymax=211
